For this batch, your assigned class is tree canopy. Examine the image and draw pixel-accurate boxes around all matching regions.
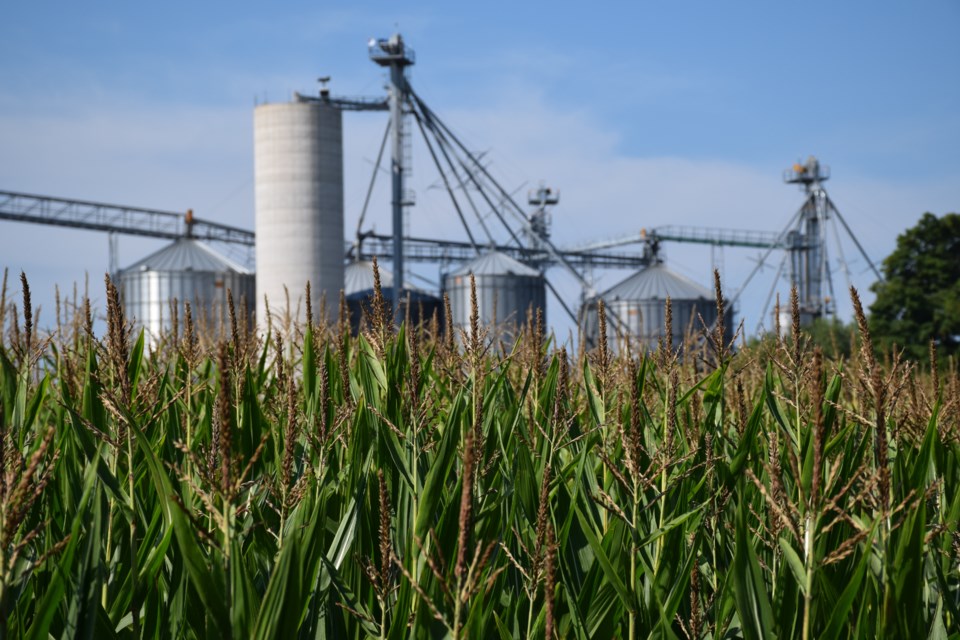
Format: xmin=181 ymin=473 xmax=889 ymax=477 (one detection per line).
xmin=870 ymin=212 xmax=960 ymax=362
xmin=805 ymin=317 xmax=858 ymax=361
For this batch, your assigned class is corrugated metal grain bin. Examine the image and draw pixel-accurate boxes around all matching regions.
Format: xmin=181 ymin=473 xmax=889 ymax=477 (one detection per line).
xmin=580 ymin=262 xmax=732 ymax=353
xmin=343 ymin=260 xmax=441 ymax=333
xmin=119 ymin=238 xmax=254 ymax=345
xmin=442 ymin=251 xmax=545 ymax=343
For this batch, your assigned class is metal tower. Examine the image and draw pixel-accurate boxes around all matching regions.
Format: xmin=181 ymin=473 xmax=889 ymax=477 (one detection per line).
xmin=370 ymin=34 xmax=415 ymax=311
xmin=783 ymin=156 xmax=832 ymax=324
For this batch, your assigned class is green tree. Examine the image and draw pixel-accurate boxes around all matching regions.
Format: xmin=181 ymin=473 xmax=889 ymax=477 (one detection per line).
xmin=870 ymin=212 xmax=960 ymax=361
xmin=806 ymin=317 xmax=857 ymax=360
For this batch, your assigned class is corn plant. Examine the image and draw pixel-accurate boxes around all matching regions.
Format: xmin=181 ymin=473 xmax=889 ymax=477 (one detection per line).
xmin=0 ymin=266 xmax=957 ymax=639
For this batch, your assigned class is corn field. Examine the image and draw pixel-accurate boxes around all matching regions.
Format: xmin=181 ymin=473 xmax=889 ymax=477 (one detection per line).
xmin=1 ymin=267 xmax=958 ymax=639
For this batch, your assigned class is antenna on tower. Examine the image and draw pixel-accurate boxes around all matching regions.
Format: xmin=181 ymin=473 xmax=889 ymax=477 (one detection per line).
xmin=317 ymin=76 xmax=331 ymax=99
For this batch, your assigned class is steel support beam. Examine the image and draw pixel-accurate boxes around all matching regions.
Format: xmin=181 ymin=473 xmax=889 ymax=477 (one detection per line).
xmin=0 ymin=190 xmax=254 ymax=245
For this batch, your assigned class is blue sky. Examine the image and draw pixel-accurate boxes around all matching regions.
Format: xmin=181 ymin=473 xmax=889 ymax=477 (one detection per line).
xmin=2 ymin=1 xmax=958 ymax=340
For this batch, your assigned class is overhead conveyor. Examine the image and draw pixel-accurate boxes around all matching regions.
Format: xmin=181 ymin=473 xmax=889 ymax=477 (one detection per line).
xmin=0 ymin=190 xmax=254 ymax=245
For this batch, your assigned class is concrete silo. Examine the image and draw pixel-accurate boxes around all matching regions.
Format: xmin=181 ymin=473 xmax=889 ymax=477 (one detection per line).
xmin=254 ymin=96 xmax=344 ymax=328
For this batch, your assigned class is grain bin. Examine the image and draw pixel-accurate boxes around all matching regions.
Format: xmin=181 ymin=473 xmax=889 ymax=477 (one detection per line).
xmin=254 ymin=95 xmax=344 ymax=328
xmin=442 ymin=251 xmax=545 ymax=342
xmin=343 ymin=260 xmax=442 ymax=333
xmin=580 ymin=262 xmax=732 ymax=353
xmin=119 ymin=238 xmax=254 ymax=345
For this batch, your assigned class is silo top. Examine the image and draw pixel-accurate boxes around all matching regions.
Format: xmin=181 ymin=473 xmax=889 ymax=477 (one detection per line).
xmin=448 ymin=251 xmax=539 ymax=278
xmin=344 ymin=261 xmax=440 ymax=304
xmin=344 ymin=260 xmax=395 ymax=295
xmin=601 ymin=263 xmax=712 ymax=301
xmin=121 ymin=239 xmax=251 ymax=275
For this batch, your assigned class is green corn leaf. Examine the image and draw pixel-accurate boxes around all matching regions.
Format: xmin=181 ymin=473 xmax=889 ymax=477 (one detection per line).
xmin=910 ymin=403 xmax=940 ymax=490
xmin=493 ymin=611 xmax=514 ymax=640
xmin=764 ymin=364 xmax=792 ymax=442
xmin=732 ymin=500 xmax=777 ymax=640
xmin=927 ymin=597 xmax=948 ymax=640
xmin=889 ymin=499 xmax=927 ymax=637
xmin=130 ymin=418 xmax=231 ymax=636
xmin=729 ymin=390 xmax=765 ymax=477
xmin=821 ymin=525 xmax=876 ymax=640
xmin=253 ymin=536 xmax=304 ymax=640
xmin=317 ymin=460 xmax=368 ymax=593
xmin=303 ymin=323 xmax=316 ymax=396
xmin=574 ymin=505 xmax=633 ymax=615
xmin=23 ymin=449 xmax=98 ymax=640
xmin=414 ymin=390 xmax=465 ymax=543
xmin=318 ymin=556 xmax=381 ymax=638
xmin=821 ymin=370 xmax=843 ymax=436
xmin=231 ymin=538 xmax=259 ymax=640
xmin=778 ymin=538 xmax=808 ymax=596
xmin=700 ymin=364 xmax=727 ymax=432
xmin=127 ymin=328 xmax=145 ymax=398
xmin=582 ymin=361 xmax=604 ymax=427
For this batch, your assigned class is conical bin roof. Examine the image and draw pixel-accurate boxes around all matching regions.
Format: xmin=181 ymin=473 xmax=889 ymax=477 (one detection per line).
xmin=121 ymin=238 xmax=250 ymax=274
xmin=344 ymin=260 xmax=395 ymax=295
xmin=600 ymin=263 xmax=712 ymax=302
xmin=448 ymin=250 xmax=539 ymax=278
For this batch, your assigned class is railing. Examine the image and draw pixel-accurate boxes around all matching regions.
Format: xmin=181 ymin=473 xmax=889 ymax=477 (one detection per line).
xmin=294 ymin=92 xmax=389 ymax=111
xmin=783 ymin=164 xmax=830 ymax=184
